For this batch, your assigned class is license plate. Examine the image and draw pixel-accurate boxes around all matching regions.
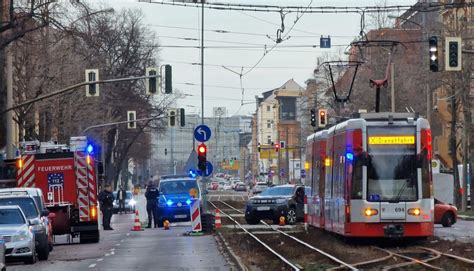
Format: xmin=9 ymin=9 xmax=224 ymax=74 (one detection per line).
xmin=174 ymin=214 xmax=187 ymax=219
xmin=257 ymin=206 xmax=270 ymax=211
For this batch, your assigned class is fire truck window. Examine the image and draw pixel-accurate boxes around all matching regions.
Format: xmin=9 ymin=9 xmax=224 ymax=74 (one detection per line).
xmin=351 ymin=155 xmax=363 ymax=199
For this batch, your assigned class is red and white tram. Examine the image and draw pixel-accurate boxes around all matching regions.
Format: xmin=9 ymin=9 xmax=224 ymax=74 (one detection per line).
xmin=306 ymin=112 xmax=434 ymax=238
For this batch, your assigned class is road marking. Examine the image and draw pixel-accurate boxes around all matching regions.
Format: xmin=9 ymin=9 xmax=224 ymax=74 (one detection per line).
xmin=111 ymin=251 xmax=115 ymax=255
xmin=126 ymin=233 xmax=130 ymax=236
xmin=120 ymin=239 xmax=124 ymax=242
xmin=105 ymin=254 xmax=110 ymax=257
xmin=110 ymin=248 xmax=115 ymax=251
xmin=97 ymin=258 xmax=103 ymax=262
xmin=89 ymin=264 xmax=96 ymax=268
xmin=116 ymin=243 xmax=121 ymax=246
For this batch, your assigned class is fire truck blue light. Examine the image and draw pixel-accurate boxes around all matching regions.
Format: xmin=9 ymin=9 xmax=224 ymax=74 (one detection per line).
xmin=86 ymin=144 xmax=94 ymax=154
xmin=346 ymin=153 xmax=354 ymax=161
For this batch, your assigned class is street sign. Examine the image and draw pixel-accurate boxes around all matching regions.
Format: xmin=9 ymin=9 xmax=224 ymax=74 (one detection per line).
xmin=301 ymin=169 xmax=306 ymax=178
xmin=280 ymin=168 xmax=285 ymax=177
xmin=320 ymin=36 xmax=331 ymax=48
xmin=194 ymin=125 xmax=212 ymax=142
xmin=198 ymin=161 xmax=213 ymax=177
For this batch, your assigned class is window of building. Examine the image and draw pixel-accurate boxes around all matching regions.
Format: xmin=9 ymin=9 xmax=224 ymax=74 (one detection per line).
xmin=267 ymin=120 xmax=271 ymax=128
xmin=279 ymin=97 xmax=296 ymax=120
xmin=267 ymin=136 xmax=271 ymax=144
xmin=266 ymin=105 xmax=271 ymax=111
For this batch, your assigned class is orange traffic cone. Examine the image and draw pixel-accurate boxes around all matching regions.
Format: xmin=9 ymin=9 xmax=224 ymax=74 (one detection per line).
xmin=163 ymin=220 xmax=170 ymax=230
xmin=279 ymin=216 xmax=285 ymax=226
xmin=131 ymin=209 xmax=143 ymax=231
xmin=215 ymin=209 xmax=222 ymax=229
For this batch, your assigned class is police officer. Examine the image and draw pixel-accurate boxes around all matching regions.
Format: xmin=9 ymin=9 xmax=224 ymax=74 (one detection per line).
xmin=117 ymin=185 xmax=127 ymax=214
xmin=145 ymin=181 xmax=159 ymax=228
xmin=98 ymin=184 xmax=115 ymax=230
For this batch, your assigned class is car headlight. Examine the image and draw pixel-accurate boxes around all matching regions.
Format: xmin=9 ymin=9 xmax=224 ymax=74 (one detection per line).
xmin=276 ymin=198 xmax=287 ymax=204
xmin=129 ymin=199 xmax=136 ymax=206
xmin=13 ymin=231 xmax=29 ymax=242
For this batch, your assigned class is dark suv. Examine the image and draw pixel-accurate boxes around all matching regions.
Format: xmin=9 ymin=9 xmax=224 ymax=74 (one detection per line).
xmin=245 ymin=185 xmax=309 ymax=225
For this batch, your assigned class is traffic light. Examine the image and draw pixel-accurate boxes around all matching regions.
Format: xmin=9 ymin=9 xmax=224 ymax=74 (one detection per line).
xmin=257 ymin=143 xmax=261 ymax=152
xmin=445 ymin=37 xmax=462 ymax=71
xmin=127 ymin=111 xmax=136 ymax=129
xmin=280 ymin=141 xmax=285 ymax=149
xmin=429 ymin=36 xmax=438 ymax=72
xmin=164 ymin=148 xmax=168 ymax=155
xmin=229 ymin=158 xmax=234 ymax=166
xmin=179 ymin=108 xmax=185 ymax=127
xmin=85 ymin=69 xmax=99 ymax=97
xmin=197 ymin=143 xmax=207 ymax=171
xmin=310 ymin=109 xmax=316 ymax=127
xmin=274 ymin=143 xmax=280 ymax=152
xmin=168 ymin=109 xmax=176 ymax=127
xmin=318 ymin=109 xmax=327 ymax=128
xmin=146 ymin=67 xmax=160 ymax=95
xmin=165 ymin=65 xmax=172 ymax=94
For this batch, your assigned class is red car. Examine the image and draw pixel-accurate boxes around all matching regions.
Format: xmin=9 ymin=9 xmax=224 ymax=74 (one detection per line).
xmin=434 ymin=198 xmax=458 ymax=227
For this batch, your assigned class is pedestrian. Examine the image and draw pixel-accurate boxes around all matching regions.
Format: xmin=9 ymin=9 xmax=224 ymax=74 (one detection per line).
xmin=117 ymin=185 xmax=127 ymax=215
xmin=98 ymin=183 xmax=115 ymax=230
xmin=145 ymin=181 xmax=159 ymax=228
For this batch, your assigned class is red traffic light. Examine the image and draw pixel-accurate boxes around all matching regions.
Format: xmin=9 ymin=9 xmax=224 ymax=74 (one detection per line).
xmin=197 ymin=143 xmax=207 ymax=155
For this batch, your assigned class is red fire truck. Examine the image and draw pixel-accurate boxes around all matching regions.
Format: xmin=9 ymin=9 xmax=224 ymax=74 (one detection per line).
xmin=16 ymin=137 xmax=100 ymax=243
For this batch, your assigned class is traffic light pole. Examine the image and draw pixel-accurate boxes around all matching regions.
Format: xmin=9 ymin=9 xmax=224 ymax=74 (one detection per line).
xmin=200 ymin=0 xmax=209 ymax=216
xmin=1 ymin=75 xmax=160 ymax=114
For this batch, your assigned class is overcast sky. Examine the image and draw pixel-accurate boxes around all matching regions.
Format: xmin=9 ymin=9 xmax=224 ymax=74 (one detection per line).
xmin=99 ymin=0 xmax=417 ymax=117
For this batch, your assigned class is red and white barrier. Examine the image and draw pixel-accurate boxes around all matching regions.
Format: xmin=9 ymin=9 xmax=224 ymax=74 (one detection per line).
xmin=304 ymin=195 xmax=308 ymax=232
xmin=190 ymin=199 xmax=202 ymax=232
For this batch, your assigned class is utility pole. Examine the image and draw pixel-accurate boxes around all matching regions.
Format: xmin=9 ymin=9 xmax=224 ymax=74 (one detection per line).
xmin=200 ymin=0 xmax=208 ymax=216
xmin=286 ymin=129 xmax=289 ymax=183
xmin=6 ymin=48 xmax=15 ymax=159
xmin=450 ymin=80 xmax=461 ymax=208
xmin=391 ymin=62 xmax=395 ymax=112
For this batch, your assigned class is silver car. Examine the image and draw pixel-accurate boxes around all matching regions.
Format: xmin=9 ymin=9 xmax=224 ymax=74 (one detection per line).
xmin=0 ymin=205 xmax=36 ymax=264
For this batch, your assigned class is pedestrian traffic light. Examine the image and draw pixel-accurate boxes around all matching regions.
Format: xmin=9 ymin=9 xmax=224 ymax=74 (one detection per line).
xmin=168 ymin=109 xmax=176 ymax=127
xmin=280 ymin=141 xmax=285 ymax=149
xmin=197 ymin=143 xmax=207 ymax=171
xmin=274 ymin=143 xmax=280 ymax=152
xmin=179 ymin=108 xmax=185 ymax=127
xmin=85 ymin=69 xmax=99 ymax=97
xmin=310 ymin=109 xmax=316 ymax=127
xmin=146 ymin=67 xmax=160 ymax=95
xmin=164 ymin=148 xmax=168 ymax=155
xmin=318 ymin=109 xmax=327 ymax=128
xmin=429 ymin=36 xmax=438 ymax=72
xmin=445 ymin=37 xmax=462 ymax=71
xmin=165 ymin=65 xmax=172 ymax=94
xmin=229 ymin=158 xmax=234 ymax=166
xmin=257 ymin=143 xmax=261 ymax=152
xmin=127 ymin=111 xmax=136 ymax=129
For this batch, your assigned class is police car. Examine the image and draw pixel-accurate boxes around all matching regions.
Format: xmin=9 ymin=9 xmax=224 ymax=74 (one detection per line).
xmin=156 ymin=175 xmax=201 ymax=226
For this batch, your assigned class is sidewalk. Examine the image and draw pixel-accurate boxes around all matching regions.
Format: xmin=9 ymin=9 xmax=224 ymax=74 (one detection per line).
xmin=458 ymin=215 xmax=474 ymax=221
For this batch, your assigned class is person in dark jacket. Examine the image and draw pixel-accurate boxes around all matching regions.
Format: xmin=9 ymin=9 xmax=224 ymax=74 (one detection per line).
xmin=117 ymin=185 xmax=127 ymax=214
xmin=145 ymin=181 xmax=159 ymax=228
xmin=99 ymin=184 xmax=115 ymax=230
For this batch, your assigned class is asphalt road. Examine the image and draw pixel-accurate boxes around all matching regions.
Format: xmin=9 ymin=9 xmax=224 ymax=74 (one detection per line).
xmin=434 ymin=219 xmax=474 ymax=243
xmin=8 ymin=202 xmax=231 ymax=270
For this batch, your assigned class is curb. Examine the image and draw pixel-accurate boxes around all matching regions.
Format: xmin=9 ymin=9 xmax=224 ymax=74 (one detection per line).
xmin=215 ymin=232 xmax=248 ymax=271
xmin=458 ymin=215 xmax=474 ymax=221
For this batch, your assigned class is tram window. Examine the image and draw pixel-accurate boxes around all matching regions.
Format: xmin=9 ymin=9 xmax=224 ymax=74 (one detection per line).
xmin=351 ymin=155 xmax=363 ymax=199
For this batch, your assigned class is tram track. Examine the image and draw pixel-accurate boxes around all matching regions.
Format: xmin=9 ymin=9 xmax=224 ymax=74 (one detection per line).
xmin=209 ymin=200 xmax=357 ymax=270
xmin=211 ymin=200 xmax=474 ymax=271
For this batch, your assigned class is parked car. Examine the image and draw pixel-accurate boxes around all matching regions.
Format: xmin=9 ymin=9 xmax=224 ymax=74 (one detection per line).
xmin=230 ymin=179 xmax=240 ymax=189
xmin=0 ymin=205 xmax=36 ymax=264
xmin=0 ymin=188 xmax=54 ymax=251
xmin=434 ymin=198 xmax=458 ymax=227
xmin=252 ymin=182 xmax=269 ymax=194
xmin=223 ymin=182 xmax=233 ymax=190
xmin=112 ymin=191 xmax=136 ymax=213
xmin=0 ymin=235 xmax=5 ymax=271
xmin=209 ymin=181 xmax=219 ymax=190
xmin=234 ymin=183 xmax=247 ymax=192
xmin=0 ymin=194 xmax=49 ymax=260
xmin=245 ymin=184 xmax=309 ymax=225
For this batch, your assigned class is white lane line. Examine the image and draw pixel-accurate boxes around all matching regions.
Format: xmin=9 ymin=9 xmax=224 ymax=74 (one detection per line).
xmin=126 ymin=233 xmax=130 ymax=236
xmin=89 ymin=263 xmax=96 ymax=268
xmin=120 ymin=239 xmax=125 ymax=242
xmin=111 ymin=251 xmax=115 ymax=255
xmin=105 ymin=253 xmax=110 ymax=257
xmin=97 ymin=258 xmax=103 ymax=262
xmin=110 ymin=248 xmax=115 ymax=251
xmin=116 ymin=243 xmax=121 ymax=246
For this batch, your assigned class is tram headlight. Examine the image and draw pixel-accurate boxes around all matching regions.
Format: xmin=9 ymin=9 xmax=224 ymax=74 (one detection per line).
xmin=364 ymin=208 xmax=378 ymax=217
xmin=408 ymin=208 xmax=421 ymax=216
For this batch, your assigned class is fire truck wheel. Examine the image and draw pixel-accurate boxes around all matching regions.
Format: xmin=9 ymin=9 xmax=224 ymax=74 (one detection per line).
xmin=80 ymin=231 xmax=100 ymax=243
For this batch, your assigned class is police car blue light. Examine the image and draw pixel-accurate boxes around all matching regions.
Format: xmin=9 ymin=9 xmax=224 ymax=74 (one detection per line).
xmin=166 ymin=200 xmax=173 ymax=207
xmin=186 ymin=199 xmax=192 ymax=205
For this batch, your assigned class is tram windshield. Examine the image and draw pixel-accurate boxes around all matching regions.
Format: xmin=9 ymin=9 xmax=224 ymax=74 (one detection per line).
xmin=366 ymin=126 xmax=417 ymax=202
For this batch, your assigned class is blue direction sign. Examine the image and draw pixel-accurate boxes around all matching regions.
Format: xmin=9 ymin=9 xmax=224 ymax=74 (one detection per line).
xmin=320 ymin=36 xmax=331 ymax=48
xmin=280 ymin=168 xmax=285 ymax=177
xmin=197 ymin=161 xmax=213 ymax=177
xmin=194 ymin=125 xmax=212 ymax=142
